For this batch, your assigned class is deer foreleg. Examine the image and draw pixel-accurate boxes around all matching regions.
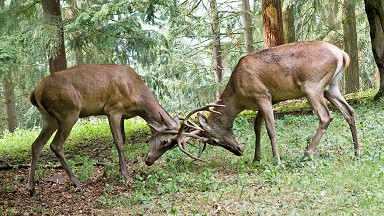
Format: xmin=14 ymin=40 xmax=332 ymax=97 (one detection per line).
xmin=253 ymin=112 xmax=264 ymax=162
xmin=108 ymin=113 xmax=130 ymax=181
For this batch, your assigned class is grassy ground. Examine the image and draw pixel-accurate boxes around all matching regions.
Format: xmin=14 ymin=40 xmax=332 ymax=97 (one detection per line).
xmin=0 ymin=96 xmax=383 ymax=215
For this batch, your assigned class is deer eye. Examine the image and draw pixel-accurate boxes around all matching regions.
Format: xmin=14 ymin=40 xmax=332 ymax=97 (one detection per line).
xmin=162 ymin=139 xmax=169 ymax=145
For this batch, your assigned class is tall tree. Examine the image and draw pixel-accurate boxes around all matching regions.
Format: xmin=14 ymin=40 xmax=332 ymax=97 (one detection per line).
xmin=42 ymin=0 xmax=67 ymax=73
xmin=364 ymin=0 xmax=384 ymax=100
xmin=343 ymin=0 xmax=360 ymax=93
xmin=262 ymin=0 xmax=285 ymax=47
xmin=242 ymin=0 xmax=254 ymax=53
xmin=3 ymin=70 xmax=18 ymax=132
xmin=283 ymin=0 xmax=295 ymax=43
xmin=0 ymin=36 xmax=18 ymax=132
xmin=210 ymin=0 xmax=223 ymax=99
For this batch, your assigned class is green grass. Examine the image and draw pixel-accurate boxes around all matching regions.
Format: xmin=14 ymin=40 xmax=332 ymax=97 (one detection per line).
xmin=1 ymin=96 xmax=384 ymax=215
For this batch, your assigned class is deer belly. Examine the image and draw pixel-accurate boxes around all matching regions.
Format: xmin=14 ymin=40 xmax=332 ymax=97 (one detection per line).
xmin=271 ymin=90 xmax=305 ymax=103
xmin=79 ymin=105 xmax=106 ymax=117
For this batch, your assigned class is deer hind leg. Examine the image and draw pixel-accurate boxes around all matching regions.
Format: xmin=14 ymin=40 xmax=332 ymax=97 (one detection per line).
xmin=27 ymin=111 xmax=58 ymax=196
xmin=50 ymin=116 xmax=81 ymax=190
xmin=324 ymin=86 xmax=360 ymax=156
xmin=253 ymin=111 xmax=264 ymax=163
xmin=305 ymin=92 xmax=333 ymax=157
xmin=108 ymin=113 xmax=130 ymax=181
xmin=257 ymin=99 xmax=281 ymax=164
xmin=120 ymin=116 xmax=126 ymax=144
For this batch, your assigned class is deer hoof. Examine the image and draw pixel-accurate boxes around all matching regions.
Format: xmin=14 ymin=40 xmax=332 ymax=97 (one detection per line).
xmin=28 ymin=188 xmax=36 ymax=197
xmin=121 ymin=171 xmax=131 ymax=181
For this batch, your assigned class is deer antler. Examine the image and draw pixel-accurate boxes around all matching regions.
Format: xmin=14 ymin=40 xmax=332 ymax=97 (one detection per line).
xmin=174 ymin=102 xmax=226 ymax=160
xmin=148 ymin=102 xmax=225 ymax=161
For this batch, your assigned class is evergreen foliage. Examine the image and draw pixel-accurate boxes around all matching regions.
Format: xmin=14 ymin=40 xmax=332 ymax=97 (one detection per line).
xmin=0 ymin=0 xmax=380 ymax=131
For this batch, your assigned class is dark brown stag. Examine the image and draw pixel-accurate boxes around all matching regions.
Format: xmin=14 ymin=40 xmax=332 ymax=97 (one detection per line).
xmin=28 ymin=64 xmax=197 ymax=196
xmin=193 ymin=41 xmax=360 ymax=163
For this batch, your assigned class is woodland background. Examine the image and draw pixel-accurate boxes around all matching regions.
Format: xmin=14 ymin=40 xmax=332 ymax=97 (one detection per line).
xmin=2 ymin=1 xmax=384 ymax=215
xmin=0 ymin=0 xmax=383 ymax=134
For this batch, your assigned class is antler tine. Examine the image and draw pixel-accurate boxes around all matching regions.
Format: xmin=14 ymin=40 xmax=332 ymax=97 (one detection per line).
xmin=179 ymin=102 xmax=226 ymax=132
xmin=176 ymin=130 xmax=209 ymax=160
xmin=198 ymin=142 xmax=207 ymax=158
xmin=173 ymin=102 xmax=225 ymax=161
xmin=184 ymin=102 xmax=226 ymax=122
xmin=177 ymin=139 xmax=206 ymax=162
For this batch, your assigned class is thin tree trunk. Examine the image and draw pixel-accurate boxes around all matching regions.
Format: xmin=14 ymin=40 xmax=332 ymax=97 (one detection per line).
xmin=3 ymin=71 xmax=18 ymax=132
xmin=343 ymin=0 xmax=360 ymax=93
xmin=262 ymin=0 xmax=285 ymax=48
xmin=242 ymin=0 xmax=254 ymax=53
xmin=364 ymin=0 xmax=384 ymax=100
xmin=69 ymin=0 xmax=83 ymax=66
xmin=42 ymin=0 xmax=67 ymax=73
xmin=283 ymin=1 xmax=295 ymax=43
xmin=210 ymin=0 xmax=223 ymax=99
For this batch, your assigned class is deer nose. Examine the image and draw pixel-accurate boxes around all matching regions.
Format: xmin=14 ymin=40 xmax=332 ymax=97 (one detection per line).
xmin=143 ymin=154 xmax=154 ymax=166
xmin=145 ymin=161 xmax=154 ymax=166
xmin=235 ymin=144 xmax=244 ymax=156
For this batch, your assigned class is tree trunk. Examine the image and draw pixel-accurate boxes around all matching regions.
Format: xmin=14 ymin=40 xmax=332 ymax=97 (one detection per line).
xmin=283 ymin=1 xmax=295 ymax=43
xmin=343 ymin=0 xmax=360 ymax=93
xmin=262 ymin=0 xmax=285 ymax=48
xmin=365 ymin=0 xmax=384 ymax=100
xmin=3 ymin=71 xmax=18 ymax=132
xmin=42 ymin=0 xmax=67 ymax=73
xmin=242 ymin=0 xmax=254 ymax=53
xmin=210 ymin=0 xmax=223 ymax=99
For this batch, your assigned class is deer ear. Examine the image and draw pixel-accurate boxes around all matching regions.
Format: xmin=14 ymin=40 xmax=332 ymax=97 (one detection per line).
xmin=173 ymin=115 xmax=181 ymax=128
xmin=197 ymin=113 xmax=210 ymax=131
xmin=148 ymin=123 xmax=160 ymax=132
xmin=160 ymin=113 xmax=174 ymax=130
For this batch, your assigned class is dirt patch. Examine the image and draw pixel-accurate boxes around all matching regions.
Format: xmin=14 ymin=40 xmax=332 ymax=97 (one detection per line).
xmin=0 ymin=166 xmax=136 ymax=215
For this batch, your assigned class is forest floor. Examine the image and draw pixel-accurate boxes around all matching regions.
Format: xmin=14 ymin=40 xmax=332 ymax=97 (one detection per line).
xmin=1 ymin=96 xmax=384 ymax=215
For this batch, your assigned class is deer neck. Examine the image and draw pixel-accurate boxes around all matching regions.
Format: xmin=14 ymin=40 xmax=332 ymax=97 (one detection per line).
xmin=208 ymin=84 xmax=242 ymax=132
xmin=139 ymin=97 xmax=177 ymax=131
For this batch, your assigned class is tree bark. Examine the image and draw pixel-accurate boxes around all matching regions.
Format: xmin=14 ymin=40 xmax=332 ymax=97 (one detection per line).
xmin=242 ymin=0 xmax=254 ymax=53
xmin=210 ymin=0 xmax=223 ymax=99
xmin=365 ymin=0 xmax=384 ymax=100
xmin=42 ymin=0 xmax=67 ymax=73
xmin=283 ymin=1 xmax=295 ymax=43
xmin=262 ymin=0 xmax=285 ymax=48
xmin=3 ymin=71 xmax=18 ymax=132
xmin=343 ymin=0 xmax=360 ymax=93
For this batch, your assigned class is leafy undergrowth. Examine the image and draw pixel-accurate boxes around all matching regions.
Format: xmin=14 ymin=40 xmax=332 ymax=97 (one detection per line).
xmin=1 ymin=97 xmax=384 ymax=215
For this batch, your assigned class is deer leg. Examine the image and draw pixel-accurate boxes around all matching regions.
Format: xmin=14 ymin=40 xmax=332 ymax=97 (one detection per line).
xmin=324 ymin=87 xmax=360 ymax=156
xmin=108 ymin=114 xmax=130 ymax=181
xmin=257 ymin=99 xmax=281 ymax=164
xmin=120 ymin=117 xmax=126 ymax=144
xmin=50 ymin=117 xmax=81 ymax=190
xmin=27 ymin=113 xmax=58 ymax=196
xmin=305 ymin=93 xmax=333 ymax=157
xmin=253 ymin=111 xmax=264 ymax=163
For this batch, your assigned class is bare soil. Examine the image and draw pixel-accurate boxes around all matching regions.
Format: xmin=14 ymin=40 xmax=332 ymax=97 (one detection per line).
xmin=0 ymin=164 xmax=138 ymax=215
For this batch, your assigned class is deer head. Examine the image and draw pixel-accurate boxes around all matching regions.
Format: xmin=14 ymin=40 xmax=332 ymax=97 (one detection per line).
xmin=197 ymin=113 xmax=244 ymax=156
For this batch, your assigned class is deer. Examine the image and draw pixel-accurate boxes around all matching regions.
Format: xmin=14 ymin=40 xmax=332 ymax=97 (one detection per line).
xmin=27 ymin=64 xmax=200 ymax=196
xmin=175 ymin=41 xmax=360 ymax=164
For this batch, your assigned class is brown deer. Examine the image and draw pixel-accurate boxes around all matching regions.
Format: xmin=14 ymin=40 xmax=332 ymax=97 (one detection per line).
xmin=136 ymin=41 xmax=361 ymax=165
xmin=192 ymin=41 xmax=360 ymax=163
xmin=27 ymin=64 xmax=198 ymax=196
